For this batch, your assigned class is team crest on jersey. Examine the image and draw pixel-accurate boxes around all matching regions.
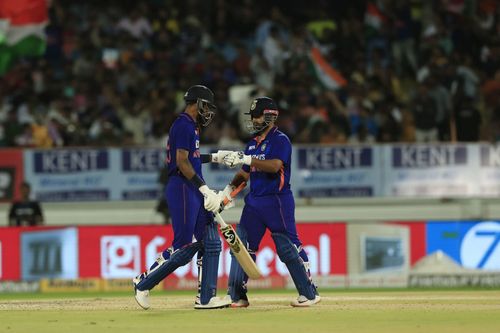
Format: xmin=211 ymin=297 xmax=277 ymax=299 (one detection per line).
xmin=250 ymin=100 xmax=257 ymax=111
xmin=261 ymin=143 xmax=266 ymax=151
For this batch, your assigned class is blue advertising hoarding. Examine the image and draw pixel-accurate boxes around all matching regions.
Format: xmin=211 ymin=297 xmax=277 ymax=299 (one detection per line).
xmin=426 ymin=221 xmax=500 ymax=270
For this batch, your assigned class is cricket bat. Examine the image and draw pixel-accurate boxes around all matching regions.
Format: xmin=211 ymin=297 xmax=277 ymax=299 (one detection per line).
xmin=215 ymin=183 xmax=262 ymax=279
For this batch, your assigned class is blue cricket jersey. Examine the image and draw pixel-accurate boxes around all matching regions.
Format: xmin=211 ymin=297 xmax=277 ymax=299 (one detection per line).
xmin=242 ymin=127 xmax=292 ymax=196
xmin=166 ymin=112 xmax=202 ymax=179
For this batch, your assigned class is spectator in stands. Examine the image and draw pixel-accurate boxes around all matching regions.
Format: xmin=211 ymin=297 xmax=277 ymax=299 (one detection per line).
xmin=0 ymin=0 xmax=499 ymax=146
xmin=454 ymin=97 xmax=482 ymax=142
xmin=8 ymin=182 xmax=44 ymax=227
xmin=412 ymin=82 xmax=440 ymax=142
xmin=2 ymin=111 xmax=23 ymax=147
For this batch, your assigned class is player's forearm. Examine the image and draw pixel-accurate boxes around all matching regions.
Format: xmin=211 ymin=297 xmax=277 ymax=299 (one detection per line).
xmin=230 ymin=170 xmax=249 ymax=188
xmin=177 ymin=158 xmax=196 ymax=179
xmin=249 ymin=158 xmax=283 ymax=173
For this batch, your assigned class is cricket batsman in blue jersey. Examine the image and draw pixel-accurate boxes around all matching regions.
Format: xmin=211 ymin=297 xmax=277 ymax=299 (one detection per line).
xmin=220 ymin=97 xmax=320 ymax=307
xmin=132 ymin=85 xmax=233 ymax=310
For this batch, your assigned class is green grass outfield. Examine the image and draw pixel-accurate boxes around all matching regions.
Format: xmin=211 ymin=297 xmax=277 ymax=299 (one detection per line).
xmin=1 ymin=288 xmax=500 ymax=333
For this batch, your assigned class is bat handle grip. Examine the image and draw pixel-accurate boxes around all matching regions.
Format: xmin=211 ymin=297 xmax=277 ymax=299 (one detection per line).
xmin=214 ymin=212 xmax=228 ymax=228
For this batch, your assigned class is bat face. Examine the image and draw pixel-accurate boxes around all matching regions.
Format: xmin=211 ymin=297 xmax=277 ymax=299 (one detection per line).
xmin=214 ymin=203 xmax=261 ymax=279
xmin=221 ymin=226 xmax=241 ymax=253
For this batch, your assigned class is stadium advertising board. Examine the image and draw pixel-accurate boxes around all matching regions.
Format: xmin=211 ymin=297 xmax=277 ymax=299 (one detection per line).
xmin=11 ymin=221 xmax=500 ymax=287
xmin=20 ymin=144 xmax=500 ymax=201
xmin=478 ymin=144 xmax=500 ymax=196
xmin=119 ymin=148 xmax=164 ymax=200
xmin=79 ymin=223 xmax=346 ymax=280
xmin=78 ymin=225 xmax=170 ymax=279
xmin=0 ymin=150 xmax=24 ymax=201
xmin=426 ymin=220 xmax=500 ymax=270
xmin=383 ymin=144 xmax=472 ymax=197
xmin=0 ymin=228 xmax=21 ymax=280
xmin=24 ymin=149 xmax=113 ymax=201
xmin=21 ymin=228 xmax=79 ymax=281
xmin=294 ymin=146 xmax=381 ymax=197
xmin=24 ymin=148 xmax=165 ymax=201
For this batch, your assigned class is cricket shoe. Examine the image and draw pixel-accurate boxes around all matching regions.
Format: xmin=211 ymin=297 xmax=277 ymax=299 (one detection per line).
xmin=132 ymin=275 xmax=150 ymax=310
xmin=223 ymin=295 xmax=249 ymax=308
xmin=231 ymin=299 xmax=250 ymax=308
xmin=290 ymin=295 xmax=321 ymax=307
xmin=194 ymin=296 xmax=231 ymax=309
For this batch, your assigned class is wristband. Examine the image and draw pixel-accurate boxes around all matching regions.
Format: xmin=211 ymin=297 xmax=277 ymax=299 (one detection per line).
xmin=243 ymin=154 xmax=252 ymax=166
xmin=189 ymin=174 xmax=205 ymax=188
xmin=200 ymin=154 xmax=211 ymax=163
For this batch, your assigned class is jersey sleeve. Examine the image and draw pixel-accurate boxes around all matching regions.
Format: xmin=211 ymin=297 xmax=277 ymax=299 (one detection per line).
xmin=268 ymin=134 xmax=291 ymax=165
xmin=174 ymin=122 xmax=194 ymax=151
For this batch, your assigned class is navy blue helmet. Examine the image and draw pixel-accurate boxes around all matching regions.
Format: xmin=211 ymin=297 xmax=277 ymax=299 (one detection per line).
xmin=245 ymin=97 xmax=279 ymax=134
xmin=184 ymin=85 xmax=216 ymax=127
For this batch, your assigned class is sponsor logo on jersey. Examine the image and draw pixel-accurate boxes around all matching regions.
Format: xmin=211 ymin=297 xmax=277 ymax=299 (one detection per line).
xmin=251 ymin=154 xmax=266 ymax=160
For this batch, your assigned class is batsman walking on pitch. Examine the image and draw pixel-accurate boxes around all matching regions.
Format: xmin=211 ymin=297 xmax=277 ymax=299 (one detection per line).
xmin=132 ymin=85 xmax=234 ymax=310
xmin=220 ymin=97 xmax=320 ymax=307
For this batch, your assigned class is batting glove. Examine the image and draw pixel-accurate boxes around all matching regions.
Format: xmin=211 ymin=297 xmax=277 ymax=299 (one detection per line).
xmin=222 ymin=151 xmax=252 ymax=168
xmin=218 ymin=184 xmax=236 ymax=211
xmin=211 ymin=150 xmax=234 ymax=163
xmin=199 ymin=185 xmax=222 ymax=212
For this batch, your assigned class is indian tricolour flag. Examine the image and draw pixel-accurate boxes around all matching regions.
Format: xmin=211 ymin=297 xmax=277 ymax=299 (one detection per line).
xmin=309 ymin=47 xmax=347 ymax=90
xmin=0 ymin=0 xmax=48 ymax=75
xmin=364 ymin=2 xmax=386 ymax=30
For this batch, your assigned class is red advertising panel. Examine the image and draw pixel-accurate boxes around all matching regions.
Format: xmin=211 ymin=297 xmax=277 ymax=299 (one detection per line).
xmin=0 ymin=227 xmax=21 ymax=280
xmin=393 ymin=221 xmax=427 ymax=265
xmin=78 ymin=223 xmax=347 ymax=279
xmin=0 ymin=149 xmax=24 ymax=202
xmin=78 ymin=225 xmax=173 ymax=278
xmin=1 ymin=223 xmax=347 ymax=283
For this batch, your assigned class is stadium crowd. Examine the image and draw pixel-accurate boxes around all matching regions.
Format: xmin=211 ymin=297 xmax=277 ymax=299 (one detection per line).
xmin=0 ymin=0 xmax=499 ymax=148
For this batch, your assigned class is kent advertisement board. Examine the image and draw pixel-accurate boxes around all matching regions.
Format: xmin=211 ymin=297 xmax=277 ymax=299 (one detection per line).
xmin=383 ymin=144 xmax=472 ymax=197
xmin=19 ymin=144 xmax=500 ymax=201
xmin=118 ymin=148 xmax=165 ymax=200
xmin=293 ymin=146 xmax=381 ymax=197
xmin=24 ymin=149 xmax=113 ymax=201
xmin=23 ymin=147 xmax=235 ymax=202
xmin=23 ymin=148 xmax=165 ymax=201
xmin=478 ymin=145 xmax=500 ymax=196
